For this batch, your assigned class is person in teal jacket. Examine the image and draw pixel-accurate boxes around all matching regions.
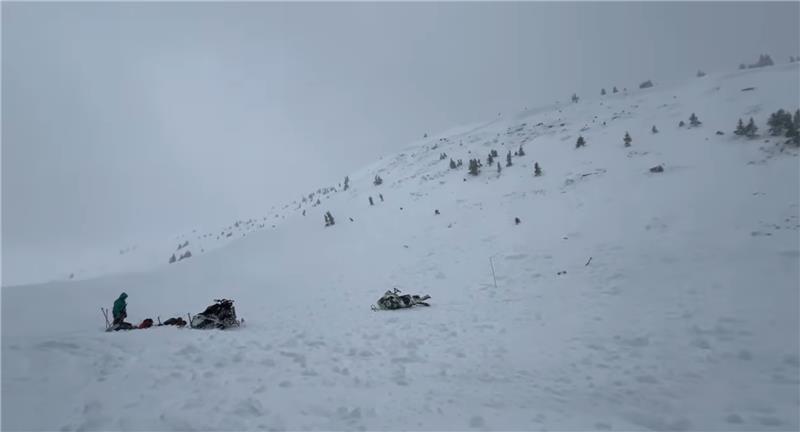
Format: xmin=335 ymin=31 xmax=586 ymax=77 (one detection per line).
xmin=112 ymin=292 xmax=128 ymax=326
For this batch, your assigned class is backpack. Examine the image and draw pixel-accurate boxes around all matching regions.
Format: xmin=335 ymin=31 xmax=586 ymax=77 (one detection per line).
xmin=163 ymin=317 xmax=187 ymax=327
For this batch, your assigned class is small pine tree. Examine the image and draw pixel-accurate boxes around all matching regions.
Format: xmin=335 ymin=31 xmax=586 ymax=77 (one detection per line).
xmin=785 ymin=109 xmax=799 ymax=145
xmin=613 ymin=86 xmax=618 ymax=93
xmin=571 ymin=93 xmax=579 ymax=103
xmin=696 ymin=70 xmax=706 ymax=78
xmin=575 ymin=136 xmax=586 ymax=148
xmin=534 ymin=162 xmax=542 ymax=177
xmin=487 ymin=153 xmax=494 ymax=165
xmin=601 ymin=88 xmax=606 ymax=96
xmin=169 ymin=254 xmax=176 ymax=264
xmin=689 ymin=113 xmax=701 ymax=127
xmin=497 ymin=162 xmax=501 ymax=173
xmin=490 ymin=149 xmax=498 ymax=157
xmin=468 ymin=159 xmax=480 ymax=176
xmin=343 ymin=176 xmax=350 ymax=191
xmin=379 ymin=193 xmax=384 ymax=202
xmin=373 ymin=175 xmax=383 ymax=186
xmin=679 ymin=120 xmax=686 ymax=127
xmin=623 ymin=132 xmax=632 ymax=147
xmin=506 ymin=151 xmax=512 ymax=167
xmin=767 ymin=109 xmax=793 ymax=136
xmin=652 ymin=125 xmax=658 ymax=134
xmin=369 ymin=196 xmax=374 ymax=206
xmin=518 ymin=145 xmax=525 ymax=156
xmin=745 ymin=117 xmax=758 ymax=138
xmin=734 ymin=118 xmax=746 ymax=136
xmin=449 ymin=158 xmax=457 ymax=169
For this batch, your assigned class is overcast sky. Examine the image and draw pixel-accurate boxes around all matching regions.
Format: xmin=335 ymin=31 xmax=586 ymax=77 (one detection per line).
xmin=3 ymin=1 xmax=799 ymax=283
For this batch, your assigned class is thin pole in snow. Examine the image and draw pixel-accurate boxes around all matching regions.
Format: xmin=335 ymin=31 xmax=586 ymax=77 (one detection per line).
xmin=489 ymin=256 xmax=498 ymax=290
xmin=101 ymin=307 xmax=110 ymax=330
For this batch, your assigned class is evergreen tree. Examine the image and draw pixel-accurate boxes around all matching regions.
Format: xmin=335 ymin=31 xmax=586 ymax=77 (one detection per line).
xmin=696 ymin=70 xmax=706 ymax=78
xmin=468 ymin=159 xmax=480 ymax=176
xmin=534 ymin=162 xmax=542 ymax=177
xmin=679 ymin=120 xmax=686 ymax=128
xmin=518 ymin=145 xmax=525 ymax=156
xmin=601 ymin=88 xmax=606 ymax=96
xmin=369 ymin=196 xmax=374 ymax=206
xmin=506 ymin=151 xmax=513 ymax=167
xmin=449 ymin=158 xmax=457 ymax=169
xmin=571 ymin=93 xmax=579 ymax=103
xmin=379 ymin=193 xmax=384 ymax=202
xmin=343 ymin=176 xmax=350 ymax=191
xmin=745 ymin=118 xmax=758 ymax=138
xmin=734 ymin=118 xmax=746 ymax=136
xmin=689 ymin=113 xmax=701 ymax=127
xmin=373 ymin=175 xmax=383 ymax=186
xmin=490 ymin=149 xmax=498 ymax=157
xmin=651 ymin=125 xmax=658 ymax=134
xmin=623 ymin=132 xmax=632 ymax=147
xmin=169 ymin=254 xmax=176 ymax=264
xmin=457 ymin=159 xmax=463 ymax=167
xmin=575 ymin=136 xmax=586 ymax=148
xmin=613 ymin=86 xmax=618 ymax=93
xmin=767 ymin=109 xmax=793 ymax=136
xmin=497 ymin=162 xmax=502 ymax=173
xmin=785 ymin=110 xmax=799 ymax=145
xmin=487 ymin=153 xmax=494 ymax=165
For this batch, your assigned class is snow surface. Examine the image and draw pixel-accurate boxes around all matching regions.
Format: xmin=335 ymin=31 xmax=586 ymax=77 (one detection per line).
xmin=3 ymin=64 xmax=799 ymax=431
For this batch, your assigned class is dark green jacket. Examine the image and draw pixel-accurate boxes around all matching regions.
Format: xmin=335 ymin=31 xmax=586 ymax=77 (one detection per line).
xmin=112 ymin=292 xmax=128 ymax=319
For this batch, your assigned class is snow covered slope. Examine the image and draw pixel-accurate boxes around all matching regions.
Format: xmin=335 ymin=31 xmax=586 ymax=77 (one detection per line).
xmin=3 ymin=63 xmax=799 ymax=431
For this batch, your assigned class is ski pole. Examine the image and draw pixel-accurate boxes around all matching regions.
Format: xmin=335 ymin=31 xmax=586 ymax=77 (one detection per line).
xmin=489 ymin=256 xmax=498 ymax=290
xmin=101 ymin=307 xmax=110 ymax=330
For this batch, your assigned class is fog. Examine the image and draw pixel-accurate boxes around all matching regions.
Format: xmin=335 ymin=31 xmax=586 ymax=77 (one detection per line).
xmin=3 ymin=2 xmax=798 ymax=284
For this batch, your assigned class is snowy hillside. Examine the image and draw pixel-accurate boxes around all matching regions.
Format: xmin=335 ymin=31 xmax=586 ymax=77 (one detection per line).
xmin=3 ymin=63 xmax=799 ymax=431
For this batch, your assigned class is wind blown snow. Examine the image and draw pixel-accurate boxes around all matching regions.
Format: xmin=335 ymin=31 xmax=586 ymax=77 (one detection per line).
xmin=3 ymin=64 xmax=799 ymax=431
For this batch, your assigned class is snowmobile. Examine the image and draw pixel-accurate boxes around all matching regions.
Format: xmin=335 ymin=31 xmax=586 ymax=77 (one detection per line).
xmin=190 ymin=299 xmax=241 ymax=329
xmin=372 ymin=288 xmax=431 ymax=310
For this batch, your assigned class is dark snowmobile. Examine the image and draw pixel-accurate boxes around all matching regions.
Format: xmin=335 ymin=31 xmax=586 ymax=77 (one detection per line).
xmin=190 ymin=299 xmax=240 ymax=329
xmin=372 ymin=288 xmax=431 ymax=310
